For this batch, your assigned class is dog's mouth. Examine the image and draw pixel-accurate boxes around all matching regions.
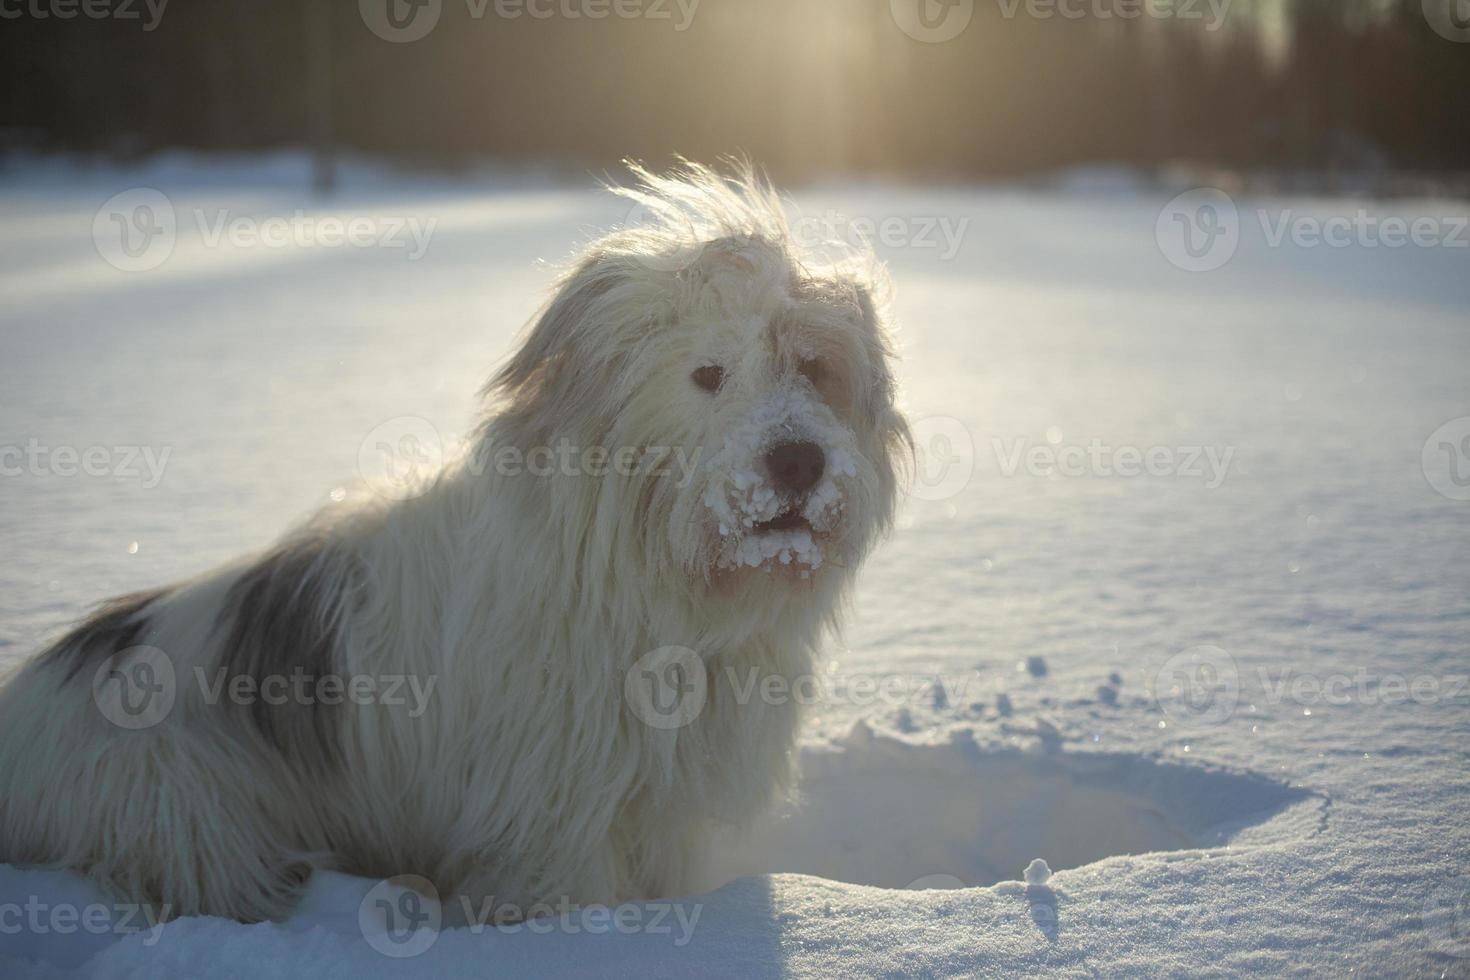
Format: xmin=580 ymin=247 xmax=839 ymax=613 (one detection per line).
xmin=751 ymin=508 xmax=811 ymax=534
xmin=710 ymin=491 xmax=839 ymax=576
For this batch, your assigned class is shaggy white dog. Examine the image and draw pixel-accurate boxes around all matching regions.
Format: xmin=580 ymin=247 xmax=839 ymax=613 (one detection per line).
xmin=0 ymin=162 xmax=908 ymax=923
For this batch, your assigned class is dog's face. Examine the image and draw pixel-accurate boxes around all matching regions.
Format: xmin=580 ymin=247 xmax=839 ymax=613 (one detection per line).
xmin=489 ymin=167 xmax=907 ymax=601
xmin=661 ymin=243 xmax=903 ymax=587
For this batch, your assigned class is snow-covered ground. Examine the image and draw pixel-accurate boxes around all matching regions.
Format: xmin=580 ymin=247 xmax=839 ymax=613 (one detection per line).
xmin=1 ymin=155 xmax=1467 ymax=978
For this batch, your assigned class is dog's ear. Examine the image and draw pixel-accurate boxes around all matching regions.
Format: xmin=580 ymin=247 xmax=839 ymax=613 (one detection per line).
xmin=487 ymin=255 xmax=628 ymax=426
xmin=835 ymin=275 xmax=899 ymax=425
xmin=841 ymin=273 xmax=911 ymax=475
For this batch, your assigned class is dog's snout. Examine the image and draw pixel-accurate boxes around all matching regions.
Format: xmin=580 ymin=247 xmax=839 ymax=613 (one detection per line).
xmin=765 ymin=441 xmax=825 ymax=495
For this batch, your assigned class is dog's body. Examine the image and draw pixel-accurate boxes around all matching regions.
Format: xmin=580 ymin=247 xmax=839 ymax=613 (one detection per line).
xmin=0 ymin=163 xmax=907 ymax=922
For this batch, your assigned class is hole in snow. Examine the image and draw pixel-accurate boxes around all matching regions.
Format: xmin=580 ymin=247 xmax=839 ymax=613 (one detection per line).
xmin=698 ymin=726 xmax=1320 ymax=891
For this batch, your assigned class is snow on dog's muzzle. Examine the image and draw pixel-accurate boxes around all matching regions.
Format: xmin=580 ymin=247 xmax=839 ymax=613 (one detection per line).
xmin=702 ymin=393 xmax=860 ymax=571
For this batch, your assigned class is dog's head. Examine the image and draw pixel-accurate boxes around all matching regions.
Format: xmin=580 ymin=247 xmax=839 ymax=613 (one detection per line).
xmin=488 ymin=162 xmax=908 ymax=605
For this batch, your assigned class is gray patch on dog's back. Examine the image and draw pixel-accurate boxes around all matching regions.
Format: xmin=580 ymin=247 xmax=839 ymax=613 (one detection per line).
xmin=45 ymin=589 xmax=169 ymax=683
xmin=217 ymin=534 xmax=359 ymax=772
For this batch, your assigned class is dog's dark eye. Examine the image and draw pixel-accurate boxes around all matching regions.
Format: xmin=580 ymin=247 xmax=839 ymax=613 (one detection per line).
xmin=798 ymin=358 xmax=825 ymax=385
xmin=692 ymin=365 xmax=725 ymax=393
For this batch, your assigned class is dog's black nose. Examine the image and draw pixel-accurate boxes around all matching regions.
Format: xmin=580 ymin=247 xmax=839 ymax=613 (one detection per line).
xmin=765 ymin=441 xmax=825 ymax=495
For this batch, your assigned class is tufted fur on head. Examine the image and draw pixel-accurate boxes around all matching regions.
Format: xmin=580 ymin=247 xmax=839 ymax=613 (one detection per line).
xmin=0 ymin=160 xmax=909 ymax=925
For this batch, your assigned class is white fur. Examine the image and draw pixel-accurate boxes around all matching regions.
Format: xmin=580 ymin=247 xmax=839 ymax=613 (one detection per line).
xmin=0 ymin=161 xmax=909 ymax=923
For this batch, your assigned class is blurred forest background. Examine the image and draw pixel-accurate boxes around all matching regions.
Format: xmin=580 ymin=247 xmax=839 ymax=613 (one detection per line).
xmin=2 ymin=0 xmax=1468 ymax=186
